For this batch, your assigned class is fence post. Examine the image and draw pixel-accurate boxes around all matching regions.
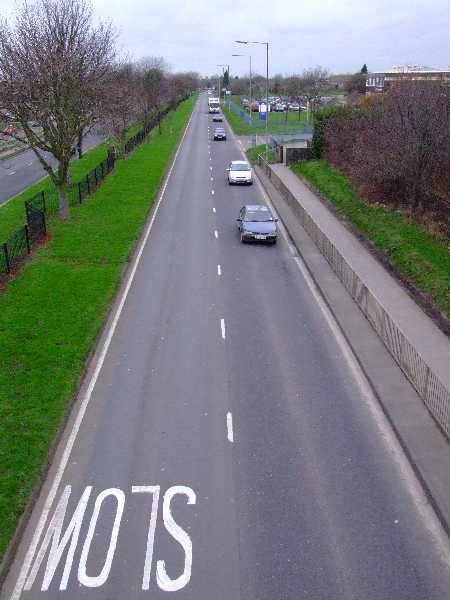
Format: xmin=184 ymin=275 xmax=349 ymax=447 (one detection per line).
xmin=41 ymin=190 xmax=46 ymax=213
xmin=3 ymin=242 xmax=10 ymax=273
xmin=78 ymin=182 xmax=82 ymax=204
xmin=86 ymin=174 xmax=90 ymax=195
xmin=24 ymin=225 xmax=31 ymax=254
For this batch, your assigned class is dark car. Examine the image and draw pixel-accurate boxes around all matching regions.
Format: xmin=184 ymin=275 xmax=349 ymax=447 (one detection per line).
xmin=212 ymin=113 xmax=223 ymax=122
xmin=213 ymin=127 xmax=226 ymax=141
xmin=237 ymin=205 xmax=278 ymax=244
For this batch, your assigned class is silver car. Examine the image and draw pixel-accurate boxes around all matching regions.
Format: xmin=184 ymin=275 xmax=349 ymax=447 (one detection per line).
xmin=227 ymin=160 xmax=252 ymax=185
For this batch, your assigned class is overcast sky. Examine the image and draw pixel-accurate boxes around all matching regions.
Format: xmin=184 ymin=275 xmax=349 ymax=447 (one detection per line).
xmin=1 ymin=0 xmax=449 ymax=76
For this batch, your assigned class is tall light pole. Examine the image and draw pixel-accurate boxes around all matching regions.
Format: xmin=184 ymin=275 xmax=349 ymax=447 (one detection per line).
xmin=232 ymin=53 xmax=252 ymax=116
xmin=217 ymin=64 xmax=227 ymax=104
xmin=236 ymin=40 xmax=269 ymax=158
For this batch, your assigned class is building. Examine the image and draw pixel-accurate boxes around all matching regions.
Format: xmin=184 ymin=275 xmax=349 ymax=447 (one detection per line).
xmin=366 ymin=65 xmax=450 ymax=94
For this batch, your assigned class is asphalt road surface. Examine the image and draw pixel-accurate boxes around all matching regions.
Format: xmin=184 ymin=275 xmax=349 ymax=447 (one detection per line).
xmin=0 ymin=134 xmax=103 ymax=206
xmin=2 ymin=94 xmax=449 ymax=600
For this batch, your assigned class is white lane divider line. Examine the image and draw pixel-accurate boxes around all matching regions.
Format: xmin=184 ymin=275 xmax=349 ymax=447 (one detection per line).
xmin=220 ymin=318 xmax=226 ymax=340
xmin=210 ymin=177 xmax=213 ymax=181
xmin=217 ymin=264 xmax=221 ymax=276
xmin=8 ymin=171 xmax=16 ymax=175
xmin=212 ymin=207 xmax=216 ymax=213
xmin=9 ymin=95 xmax=198 ymax=600
xmin=214 ymin=230 xmax=218 ymax=239
xmin=209 ymin=166 xmax=212 ymax=171
xmin=226 ymin=412 xmax=234 ymax=443
xmin=211 ymin=190 xmax=215 ymax=195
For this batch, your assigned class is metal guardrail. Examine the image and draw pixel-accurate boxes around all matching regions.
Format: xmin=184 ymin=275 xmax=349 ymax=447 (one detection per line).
xmin=258 ymin=154 xmax=450 ymax=438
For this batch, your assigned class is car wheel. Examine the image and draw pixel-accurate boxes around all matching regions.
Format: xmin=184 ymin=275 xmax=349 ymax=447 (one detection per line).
xmin=271 ymin=238 xmax=277 ymax=245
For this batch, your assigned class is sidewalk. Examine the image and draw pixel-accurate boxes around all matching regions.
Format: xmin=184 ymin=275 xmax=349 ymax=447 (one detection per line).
xmin=271 ymin=163 xmax=450 ymax=392
xmin=256 ymin=161 xmax=450 ymax=532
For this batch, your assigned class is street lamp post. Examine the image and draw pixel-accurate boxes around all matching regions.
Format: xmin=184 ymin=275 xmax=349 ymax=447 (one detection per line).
xmin=232 ymin=53 xmax=252 ymax=117
xmin=236 ymin=40 xmax=269 ymax=159
xmin=217 ymin=64 xmax=227 ymax=105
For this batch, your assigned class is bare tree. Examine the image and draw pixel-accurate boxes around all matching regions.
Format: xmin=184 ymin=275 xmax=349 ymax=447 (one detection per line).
xmin=136 ymin=56 xmax=169 ymax=133
xmin=0 ymin=0 xmax=115 ymax=218
xmin=101 ymin=62 xmax=138 ymax=157
xmin=298 ymin=67 xmax=330 ymax=115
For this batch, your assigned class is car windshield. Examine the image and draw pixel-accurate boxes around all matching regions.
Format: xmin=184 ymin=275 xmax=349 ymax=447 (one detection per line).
xmin=244 ymin=210 xmax=273 ymax=222
xmin=231 ymin=163 xmax=250 ymax=171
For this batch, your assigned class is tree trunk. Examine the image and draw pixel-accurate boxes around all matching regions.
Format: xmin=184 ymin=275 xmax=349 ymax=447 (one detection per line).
xmin=77 ymin=132 xmax=83 ymax=159
xmin=57 ymin=181 xmax=70 ymax=219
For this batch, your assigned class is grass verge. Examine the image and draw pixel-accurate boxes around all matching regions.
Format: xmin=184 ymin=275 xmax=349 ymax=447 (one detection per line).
xmin=0 ymin=94 xmax=196 ymax=562
xmin=292 ymin=160 xmax=450 ymax=319
xmin=222 ymin=98 xmax=310 ymax=136
xmin=246 ymin=143 xmax=277 ymax=165
xmin=0 ymin=122 xmax=144 ymax=241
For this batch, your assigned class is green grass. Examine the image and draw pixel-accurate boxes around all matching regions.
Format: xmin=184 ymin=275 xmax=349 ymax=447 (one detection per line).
xmin=246 ymin=143 xmax=277 ymax=164
xmin=222 ymin=97 xmax=311 ymax=136
xmin=0 ymin=121 xmax=146 ymax=241
xmin=0 ymin=95 xmax=196 ymax=561
xmin=292 ymin=160 xmax=450 ymax=318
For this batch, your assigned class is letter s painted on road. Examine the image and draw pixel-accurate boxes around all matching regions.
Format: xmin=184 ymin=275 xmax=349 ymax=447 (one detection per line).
xmin=156 ymin=485 xmax=197 ymax=592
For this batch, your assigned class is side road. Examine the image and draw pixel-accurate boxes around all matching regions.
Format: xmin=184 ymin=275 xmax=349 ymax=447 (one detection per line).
xmin=255 ymin=161 xmax=450 ymax=532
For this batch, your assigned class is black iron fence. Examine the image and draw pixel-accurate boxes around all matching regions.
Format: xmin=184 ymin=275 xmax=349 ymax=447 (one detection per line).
xmin=0 ymin=96 xmax=190 ymax=280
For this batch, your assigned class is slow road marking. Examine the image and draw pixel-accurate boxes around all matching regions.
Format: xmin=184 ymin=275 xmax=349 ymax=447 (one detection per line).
xmin=220 ymin=318 xmax=226 ymax=340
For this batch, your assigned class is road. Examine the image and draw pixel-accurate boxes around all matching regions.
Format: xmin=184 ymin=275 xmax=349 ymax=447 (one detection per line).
xmin=0 ymin=134 xmax=103 ymax=206
xmin=2 ymin=93 xmax=449 ymax=600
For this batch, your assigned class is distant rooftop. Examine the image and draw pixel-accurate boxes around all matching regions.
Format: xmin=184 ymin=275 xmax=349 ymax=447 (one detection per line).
xmin=372 ymin=65 xmax=449 ymax=74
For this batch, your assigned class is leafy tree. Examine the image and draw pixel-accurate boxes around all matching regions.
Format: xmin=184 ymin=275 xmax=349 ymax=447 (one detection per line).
xmin=223 ymin=69 xmax=230 ymax=88
xmin=361 ymin=64 xmax=368 ymax=74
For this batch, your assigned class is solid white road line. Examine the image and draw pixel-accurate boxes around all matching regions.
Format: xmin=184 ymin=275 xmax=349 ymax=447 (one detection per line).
xmin=217 ymin=264 xmax=222 ymax=276
xmin=226 ymin=412 xmax=234 ymax=443
xmin=220 ymin=319 xmax=226 ymax=340
xmin=214 ymin=230 xmax=218 ymax=239
xmin=9 ymin=99 xmax=197 ymax=600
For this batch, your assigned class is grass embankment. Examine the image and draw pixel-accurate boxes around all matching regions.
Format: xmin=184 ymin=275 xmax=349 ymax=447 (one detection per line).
xmin=246 ymin=143 xmax=277 ymax=164
xmin=0 ymin=95 xmax=196 ymax=561
xmin=292 ymin=160 xmax=450 ymax=318
xmin=222 ymin=97 xmax=310 ymax=136
xmin=0 ymin=124 xmax=142 ymax=241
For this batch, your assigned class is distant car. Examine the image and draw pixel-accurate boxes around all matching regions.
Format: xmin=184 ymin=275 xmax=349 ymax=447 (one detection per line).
xmin=288 ymin=103 xmax=300 ymax=111
xmin=213 ymin=127 xmax=226 ymax=140
xmin=3 ymin=125 xmax=19 ymax=136
xmin=227 ymin=160 xmax=252 ymax=185
xmin=212 ymin=113 xmax=223 ymax=122
xmin=275 ymin=103 xmax=286 ymax=112
xmin=237 ymin=205 xmax=278 ymax=243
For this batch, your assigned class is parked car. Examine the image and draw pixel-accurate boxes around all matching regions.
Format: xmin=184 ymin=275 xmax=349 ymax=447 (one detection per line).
xmin=227 ymin=160 xmax=252 ymax=185
xmin=237 ymin=205 xmax=278 ymax=243
xmin=288 ymin=103 xmax=300 ymax=111
xmin=241 ymin=98 xmax=250 ymax=106
xmin=275 ymin=103 xmax=286 ymax=112
xmin=2 ymin=125 xmax=19 ymax=136
xmin=213 ymin=127 xmax=226 ymax=141
xmin=212 ymin=113 xmax=223 ymax=122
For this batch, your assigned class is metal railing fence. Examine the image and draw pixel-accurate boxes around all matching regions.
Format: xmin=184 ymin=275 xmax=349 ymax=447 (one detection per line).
xmin=258 ymin=154 xmax=450 ymax=438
